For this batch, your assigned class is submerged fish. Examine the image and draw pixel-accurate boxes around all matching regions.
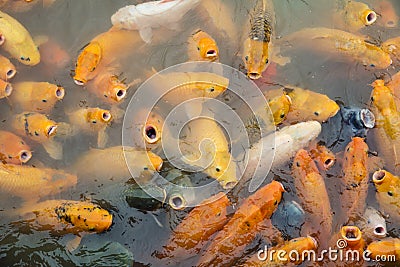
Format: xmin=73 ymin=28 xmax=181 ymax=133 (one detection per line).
xmin=124 ymin=183 xmax=166 ymax=211
xmin=370 ymin=79 xmax=400 ymax=173
xmin=0 ymin=54 xmax=16 ymax=81
xmin=187 ymin=29 xmax=219 ymax=62
xmin=38 ymin=37 xmax=71 ymax=71
xmin=260 ymin=88 xmax=292 ymax=125
xmin=333 ymin=0 xmax=377 ymax=32
xmin=283 ymin=86 xmax=340 ymax=124
xmin=271 ymin=200 xmax=306 ymax=239
xmin=375 ymin=0 xmax=398 ymax=28
xmin=340 ymin=137 xmax=369 ymax=223
xmin=366 ymin=238 xmax=400 ymax=261
xmin=331 ymin=226 xmax=365 ymax=255
xmin=243 ymin=236 xmax=317 ymax=267
xmin=111 ymin=0 xmax=201 ymax=43
xmin=278 ymin=27 xmax=392 ymax=69
xmin=0 ymin=79 xmax=12 ymax=99
xmin=0 ymin=164 xmax=77 ymax=202
xmin=292 ymin=149 xmax=333 ymax=244
xmin=0 ymin=130 xmax=32 ymax=164
xmin=10 ymin=82 xmax=65 ymax=113
xmin=159 ymin=193 xmax=230 ymax=260
xmin=382 ymin=36 xmax=400 ymax=62
xmin=16 ymin=199 xmax=112 ymax=234
xmin=242 ymin=0 xmax=274 ymax=80
xmin=197 ymin=180 xmax=284 ymax=267
xmin=85 ymin=72 xmax=131 ymax=104
xmin=309 ymin=141 xmax=336 ymax=170
xmin=372 ymin=169 xmax=400 ymax=223
xmin=358 ymin=206 xmax=387 ymax=242
xmin=0 ymin=10 xmax=40 ymax=65
xmin=179 ymin=117 xmax=237 ymax=189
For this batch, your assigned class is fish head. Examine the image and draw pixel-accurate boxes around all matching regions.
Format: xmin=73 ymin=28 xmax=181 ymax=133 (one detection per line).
xmin=73 ymin=42 xmax=102 ymax=85
xmin=340 ymin=226 xmax=363 ymax=246
xmin=143 ymin=112 xmax=163 ymax=144
xmin=292 ymin=149 xmax=318 ymax=177
xmin=55 ymin=202 xmax=113 ymax=233
xmin=86 ymin=108 xmax=112 ymax=125
xmin=267 ymin=93 xmax=291 ymax=125
xmin=371 ymin=80 xmax=397 ymax=112
xmin=242 ymin=38 xmax=270 ymax=80
xmin=146 ymin=151 xmax=163 ymax=172
xmin=360 ymin=9 xmax=377 ymax=26
xmin=26 ymin=113 xmax=58 ymax=138
xmin=372 ymin=170 xmax=399 ymax=198
xmin=193 ymin=82 xmax=227 ymax=99
xmin=364 ymin=43 xmax=392 ymax=68
xmin=197 ymin=36 xmax=219 ymax=61
xmin=18 ymin=149 xmax=32 ymax=163
xmin=0 ymin=80 xmax=12 ymax=98
xmin=105 ymin=76 xmax=128 ymax=102
xmin=208 ymin=151 xmax=237 ymax=189
xmin=16 ymin=45 xmax=40 ymax=66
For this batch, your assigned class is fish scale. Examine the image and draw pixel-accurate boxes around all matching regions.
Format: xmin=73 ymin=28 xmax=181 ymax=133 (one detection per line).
xmin=248 ymin=2 xmax=272 ymax=43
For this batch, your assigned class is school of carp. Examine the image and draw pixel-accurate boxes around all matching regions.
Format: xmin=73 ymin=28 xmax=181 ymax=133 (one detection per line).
xmin=2 ymin=0 xmax=400 ymax=266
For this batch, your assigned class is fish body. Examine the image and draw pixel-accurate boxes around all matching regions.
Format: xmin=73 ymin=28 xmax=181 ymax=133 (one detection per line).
xmin=372 ymin=169 xmax=400 ymax=222
xmin=272 ymin=200 xmax=305 ymax=238
xmin=292 ymin=149 xmax=333 ymax=242
xmin=160 ymin=193 xmax=230 ymax=259
xmin=197 ymin=180 xmax=284 ymax=266
xmin=370 ymin=79 xmax=400 ymax=173
xmin=341 ymin=137 xmax=369 ymax=223
xmin=309 ymin=142 xmax=336 ymax=170
xmin=243 ymin=236 xmax=317 ymax=267
xmin=0 ymin=10 xmax=40 ymax=65
xmin=12 ymin=112 xmax=58 ymax=143
xmin=0 ymin=54 xmax=16 ymax=81
xmin=187 ymin=29 xmax=219 ymax=62
xmin=283 ymin=86 xmax=340 ymax=123
xmin=333 ymin=0 xmax=377 ymax=32
xmin=73 ymin=42 xmax=102 ymax=85
xmin=279 ymin=27 xmax=392 ymax=69
xmin=0 ymin=130 xmax=31 ymax=164
xmin=261 ymin=88 xmax=291 ymax=125
xmin=0 ymin=164 xmax=77 ymax=202
xmin=111 ymin=0 xmax=201 ymax=43
xmin=10 ymin=82 xmax=65 ymax=113
xmin=358 ymin=206 xmax=387 ymax=242
xmin=71 ymin=146 xmax=163 ymax=184
xmin=16 ymin=200 xmax=112 ymax=234
xmin=382 ymin=36 xmax=400 ymax=62
xmin=366 ymin=238 xmax=400 ymax=261
xmin=242 ymin=0 xmax=274 ymax=79
xmin=375 ymin=0 xmax=398 ymax=28
xmin=179 ymin=117 xmax=237 ymax=189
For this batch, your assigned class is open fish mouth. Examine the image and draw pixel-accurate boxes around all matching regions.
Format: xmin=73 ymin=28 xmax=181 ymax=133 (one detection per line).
xmin=46 ymin=125 xmax=58 ymax=137
xmin=6 ymin=69 xmax=16 ymax=80
xmin=19 ymin=150 xmax=32 ymax=163
xmin=0 ymin=34 xmax=4 ymax=46
xmin=248 ymin=72 xmax=261 ymax=80
xmin=114 ymin=88 xmax=127 ymax=102
xmin=143 ymin=124 xmax=160 ymax=144
xmin=55 ymin=86 xmax=65 ymax=100
xmin=73 ymin=79 xmax=85 ymax=86
xmin=342 ymin=226 xmax=361 ymax=241
xmin=168 ymin=193 xmax=187 ymax=210
xmin=373 ymin=224 xmax=387 ymax=237
xmin=101 ymin=111 xmax=112 ymax=122
xmin=364 ymin=10 xmax=377 ymax=26
xmin=323 ymin=158 xmax=335 ymax=169
xmin=372 ymin=170 xmax=386 ymax=184
xmin=206 ymin=49 xmax=217 ymax=58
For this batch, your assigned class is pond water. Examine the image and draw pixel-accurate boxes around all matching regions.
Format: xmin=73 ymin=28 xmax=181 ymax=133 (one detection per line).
xmin=0 ymin=0 xmax=400 ymax=266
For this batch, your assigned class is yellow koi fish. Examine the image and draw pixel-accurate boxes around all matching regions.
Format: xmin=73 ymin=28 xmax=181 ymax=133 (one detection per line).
xmin=10 ymin=82 xmax=65 ymax=113
xmin=367 ymin=238 xmax=400 ymax=261
xmin=382 ymin=36 xmax=400 ymax=62
xmin=0 ymin=130 xmax=32 ymax=164
xmin=0 ymin=79 xmax=12 ymax=99
xmin=0 ymin=54 xmax=16 ymax=81
xmin=0 ymin=10 xmax=40 ymax=65
xmin=309 ymin=142 xmax=336 ymax=170
xmin=261 ymin=88 xmax=292 ymax=125
xmin=187 ymin=29 xmax=219 ymax=62
xmin=333 ymin=0 xmax=377 ymax=32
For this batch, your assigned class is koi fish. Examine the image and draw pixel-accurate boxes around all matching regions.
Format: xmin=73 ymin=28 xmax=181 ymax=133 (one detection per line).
xmin=111 ymin=0 xmax=201 ymax=43
xmin=372 ymin=169 xmax=400 ymax=222
xmin=10 ymin=82 xmax=65 ymax=113
xmin=292 ymin=149 xmax=333 ymax=244
xmin=0 ymin=10 xmax=40 ymax=65
xmin=0 ymin=54 xmax=16 ymax=81
xmin=260 ymin=88 xmax=292 ymax=125
xmin=370 ymin=79 xmax=400 ymax=173
xmin=331 ymin=226 xmax=365 ymax=255
xmin=278 ymin=27 xmax=392 ymax=69
xmin=283 ymin=86 xmax=340 ymax=123
xmin=16 ymin=199 xmax=112 ymax=234
xmin=0 ymin=164 xmax=77 ymax=202
xmin=366 ymin=238 xmax=400 ymax=261
xmin=159 ymin=193 xmax=230 ymax=260
xmin=242 ymin=0 xmax=274 ymax=80
xmin=375 ymin=0 xmax=398 ymax=28
xmin=309 ymin=141 xmax=336 ymax=170
xmin=11 ymin=112 xmax=62 ymax=160
xmin=197 ymin=180 xmax=284 ymax=267
xmin=358 ymin=206 xmax=387 ymax=242
xmin=243 ymin=236 xmax=317 ymax=267
xmin=0 ymin=79 xmax=12 ymax=99
xmin=66 ymin=107 xmax=112 ymax=148
xmin=71 ymin=146 xmax=163 ymax=185
xmin=0 ymin=130 xmax=32 ymax=164
xmin=333 ymin=0 xmax=377 ymax=32
xmin=340 ymin=137 xmax=369 ymax=223
xmin=187 ymin=29 xmax=219 ymax=62
xmin=73 ymin=41 xmax=102 ymax=85
xmin=179 ymin=117 xmax=237 ymax=189
xmin=38 ymin=37 xmax=70 ymax=71
xmin=141 ymin=109 xmax=164 ymax=145
xmin=382 ymin=36 xmax=400 ymax=62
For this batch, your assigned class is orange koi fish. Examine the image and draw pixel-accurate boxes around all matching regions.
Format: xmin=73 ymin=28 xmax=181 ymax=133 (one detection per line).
xmin=243 ymin=236 xmax=318 ymax=267
xmin=0 ymin=164 xmax=77 ymax=202
xmin=331 ymin=226 xmax=365 ymax=255
xmin=366 ymin=238 xmax=400 ymax=261
xmin=372 ymin=169 xmax=400 ymax=222
xmin=370 ymin=79 xmax=400 ymax=173
xmin=340 ymin=137 xmax=369 ymax=223
xmin=0 ymin=54 xmax=16 ymax=81
xmin=0 ymin=130 xmax=32 ymax=164
xmin=0 ymin=79 xmax=12 ymax=99
xmin=197 ymin=180 xmax=284 ymax=266
xmin=16 ymin=199 xmax=112 ymax=234
xmin=261 ymin=88 xmax=292 ymax=125
xmin=292 ymin=149 xmax=332 ymax=244
xmin=38 ymin=37 xmax=71 ymax=73
xmin=333 ymin=0 xmax=377 ymax=32
xmin=159 ymin=193 xmax=230 ymax=260
xmin=309 ymin=142 xmax=336 ymax=170
xmin=283 ymin=86 xmax=340 ymax=124
xmin=10 ymin=82 xmax=65 ymax=113
xmin=187 ymin=29 xmax=219 ymax=62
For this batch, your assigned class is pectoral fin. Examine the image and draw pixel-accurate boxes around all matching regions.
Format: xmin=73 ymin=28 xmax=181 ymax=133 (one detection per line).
xmin=43 ymin=140 xmax=63 ymax=160
xmin=139 ymin=28 xmax=153 ymax=44
xmin=97 ymin=128 xmax=108 ymax=148
xmin=66 ymin=235 xmax=82 ymax=252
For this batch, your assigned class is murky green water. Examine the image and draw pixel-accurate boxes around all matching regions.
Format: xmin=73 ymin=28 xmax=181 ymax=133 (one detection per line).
xmin=0 ymin=0 xmax=400 ymax=266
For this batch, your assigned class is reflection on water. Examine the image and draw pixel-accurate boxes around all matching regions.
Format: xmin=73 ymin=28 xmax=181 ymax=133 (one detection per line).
xmin=0 ymin=0 xmax=400 ymax=266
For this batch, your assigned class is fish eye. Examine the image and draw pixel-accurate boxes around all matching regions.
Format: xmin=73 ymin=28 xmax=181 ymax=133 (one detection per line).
xmin=265 ymin=59 xmax=269 ymax=64
xmin=314 ymin=111 xmax=320 ymax=116
xmin=209 ymin=87 xmax=215 ymax=92
xmin=42 ymin=99 xmax=47 ymax=102
xmin=388 ymin=191 xmax=393 ymax=197
xmin=245 ymin=56 xmax=249 ymax=61
xmin=92 ymin=120 xmax=97 ymax=124
xmin=371 ymin=96 xmax=374 ymax=102
xmin=215 ymin=167 xmax=221 ymax=172
xmin=280 ymin=113 xmax=285 ymax=118
xmin=370 ymin=64 xmax=375 ymax=67
xmin=197 ymin=46 xmax=200 ymax=51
